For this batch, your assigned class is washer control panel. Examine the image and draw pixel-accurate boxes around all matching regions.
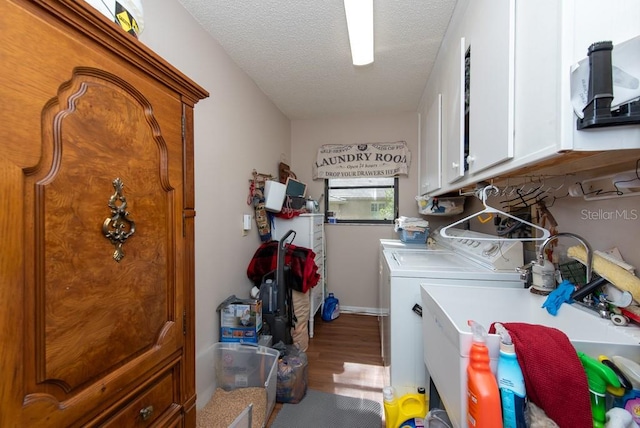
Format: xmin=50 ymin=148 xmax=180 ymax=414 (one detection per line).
xmin=432 ymin=227 xmax=523 ymax=271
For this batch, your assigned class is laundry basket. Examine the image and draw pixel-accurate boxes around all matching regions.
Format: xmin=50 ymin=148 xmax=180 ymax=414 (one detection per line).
xmin=416 ymin=196 xmax=465 ymax=216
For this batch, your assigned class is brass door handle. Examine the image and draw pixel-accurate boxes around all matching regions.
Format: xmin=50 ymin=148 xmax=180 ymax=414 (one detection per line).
xmin=102 ymin=178 xmax=136 ymax=262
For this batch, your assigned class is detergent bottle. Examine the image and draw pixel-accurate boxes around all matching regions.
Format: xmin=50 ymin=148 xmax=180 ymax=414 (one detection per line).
xmin=383 ymin=386 xmax=428 ymax=428
xmin=383 ymin=386 xmax=400 ymax=428
xmin=321 ymin=293 xmax=340 ymax=321
xmin=467 ymin=320 xmax=503 ymax=428
xmin=397 ymin=387 xmax=427 ymax=427
xmin=494 ymin=323 xmax=527 ymax=428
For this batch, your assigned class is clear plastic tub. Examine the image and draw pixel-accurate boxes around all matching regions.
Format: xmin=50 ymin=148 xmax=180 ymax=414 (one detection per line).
xmin=214 ymin=343 xmax=279 ymax=425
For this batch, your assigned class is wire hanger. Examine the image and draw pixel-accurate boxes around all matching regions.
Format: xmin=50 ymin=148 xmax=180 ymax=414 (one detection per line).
xmin=439 ymin=185 xmax=552 ymax=241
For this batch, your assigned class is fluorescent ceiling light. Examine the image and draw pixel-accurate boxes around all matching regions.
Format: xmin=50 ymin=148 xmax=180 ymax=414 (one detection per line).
xmin=344 ymin=0 xmax=374 ymax=66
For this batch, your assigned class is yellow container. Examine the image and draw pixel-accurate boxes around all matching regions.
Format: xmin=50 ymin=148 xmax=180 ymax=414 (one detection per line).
xmin=383 ymin=387 xmax=428 ymax=428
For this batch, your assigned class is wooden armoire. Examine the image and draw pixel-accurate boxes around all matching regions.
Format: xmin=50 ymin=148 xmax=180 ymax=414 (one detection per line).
xmin=0 ymin=1 xmax=208 ymax=426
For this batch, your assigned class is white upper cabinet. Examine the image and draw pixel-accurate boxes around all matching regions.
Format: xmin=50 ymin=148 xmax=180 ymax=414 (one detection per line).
xmin=419 ymin=0 xmax=640 ymax=196
xmin=418 ymin=94 xmax=442 ymax=194
xmin=463 ymin=0 xmax=515 ymax=175
xmin=514 ymin=0 xmax=640 ymax=163
xmin=417 ymin=5 xmax=465 ymax=192
xmin=442 ymin=36 xmax=466 ymax=184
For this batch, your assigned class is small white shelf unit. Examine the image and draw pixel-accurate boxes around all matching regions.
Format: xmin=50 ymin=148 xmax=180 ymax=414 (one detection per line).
xmin=272 ymin=213 xmax=326 ymax=338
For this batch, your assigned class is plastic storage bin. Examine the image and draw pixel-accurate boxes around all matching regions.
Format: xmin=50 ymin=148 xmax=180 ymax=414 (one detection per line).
xmin=229 ymin=404 xmax=253 ymax=428
xmin=214 ymin=343 xmax=279 ymax=425
xmin=416 ymin=196 xmax=465 ymax=216
xmin=398 ymin=228 xmax=429 ymax=244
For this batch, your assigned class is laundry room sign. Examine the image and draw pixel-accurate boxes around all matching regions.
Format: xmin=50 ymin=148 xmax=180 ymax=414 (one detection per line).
xmin=313 ymin=141 xmax=411 ymax=179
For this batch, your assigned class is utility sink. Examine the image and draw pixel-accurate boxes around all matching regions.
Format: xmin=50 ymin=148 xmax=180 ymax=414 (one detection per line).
xmin=421 ymin=283 xmax=640 ymax=428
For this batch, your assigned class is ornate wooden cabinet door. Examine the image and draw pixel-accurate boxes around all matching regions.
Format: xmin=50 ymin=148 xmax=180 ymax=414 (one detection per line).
xmin=0 ymin=1 xmax=208 ymax=426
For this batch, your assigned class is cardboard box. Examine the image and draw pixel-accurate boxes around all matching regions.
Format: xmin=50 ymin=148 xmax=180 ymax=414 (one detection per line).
xmin=218 ymin=296 xmax=262 ymax=343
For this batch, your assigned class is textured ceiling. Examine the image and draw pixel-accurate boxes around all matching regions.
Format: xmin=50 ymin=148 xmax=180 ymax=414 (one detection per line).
xmin=177 ymin=0 xmax=457 ymax=120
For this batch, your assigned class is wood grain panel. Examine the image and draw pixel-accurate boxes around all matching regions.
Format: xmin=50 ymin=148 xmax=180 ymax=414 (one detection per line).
xmin=1 ymin=1 xmax=207 ymax=426
xmin=27 ymin=69 xmax=177 ymax=393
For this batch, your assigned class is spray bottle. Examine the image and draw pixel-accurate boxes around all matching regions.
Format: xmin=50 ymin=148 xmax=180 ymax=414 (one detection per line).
xmin=467 ymin=320 xmax=503 ymax=428
xmin=578 ymin=352 xmax=620 ymax=428
xmin=494 ymin=323 xmax=527 ymax=428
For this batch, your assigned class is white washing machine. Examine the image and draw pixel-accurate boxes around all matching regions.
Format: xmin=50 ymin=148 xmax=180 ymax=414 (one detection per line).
xmin=380 ymin=227 xmax=525 ymax=397
xmin=378 ymin=239 xmax=429 ymax=366
xmin=378 ymin=238 xmax=428 ymax=310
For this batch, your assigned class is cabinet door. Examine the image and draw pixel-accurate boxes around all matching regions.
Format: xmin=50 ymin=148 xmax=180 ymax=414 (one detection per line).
xmin=18 ymin=68 xmax=186 ymax=427
xmin=464 ymin=0 xmax=515 ymax=174
xmin=0 ymin=2 xmax=206 ymax=425
xmin=443 ymin=36 xmax=467 ymax=184
xmin=419 ymin=94 xmax=442 ymax=194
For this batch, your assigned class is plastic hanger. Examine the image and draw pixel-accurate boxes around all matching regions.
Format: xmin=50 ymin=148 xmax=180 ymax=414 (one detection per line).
xmin=439 ymin=185 xmax=551 ymax=241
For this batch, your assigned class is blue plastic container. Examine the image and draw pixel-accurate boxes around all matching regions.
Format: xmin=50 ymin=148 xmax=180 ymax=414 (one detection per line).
xmin=322 ymin=293 xmax=340 ymax=322
xmin=398 ymin=228 xmax=428 ymax=244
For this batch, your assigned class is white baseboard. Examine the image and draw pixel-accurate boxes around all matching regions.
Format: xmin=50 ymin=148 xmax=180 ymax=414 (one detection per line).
xmin=338 ymin=306 xmax=383 ymax=316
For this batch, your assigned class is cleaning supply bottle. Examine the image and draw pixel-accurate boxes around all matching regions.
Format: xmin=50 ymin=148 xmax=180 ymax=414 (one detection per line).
xmin=578 ymin=352 xmax=621 ymax=428
xmin=321 ymin=293 xmax=340 ymax=321
xmin=467 ymin=320 xmax=503 ymax=428
xmin=494 ymin=323 xmax=527 ymax=428
xmin=383 ymin=386 xmax=427 ymax=428
xmin=396 ymin=387 xmax=428 ymax=427
xmin=383 ymin=386 xmax=400 ymax=428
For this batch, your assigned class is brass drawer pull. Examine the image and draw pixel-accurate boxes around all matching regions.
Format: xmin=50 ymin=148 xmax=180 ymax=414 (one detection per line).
xmin=139 ymin=405 xmax=154 ymax=421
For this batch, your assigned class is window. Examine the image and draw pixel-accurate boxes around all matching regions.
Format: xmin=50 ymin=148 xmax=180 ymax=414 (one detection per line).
xmin=370 ymin=202 xmax=385 ymax=213
xmin=324 ymin=177 xmax=398 ymax=224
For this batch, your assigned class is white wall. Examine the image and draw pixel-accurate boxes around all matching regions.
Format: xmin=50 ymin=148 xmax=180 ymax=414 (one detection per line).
xmin=537 ymin=192 xmax=640 ymax=270
xmin=140 ymin=0 xmax=291 ymax=408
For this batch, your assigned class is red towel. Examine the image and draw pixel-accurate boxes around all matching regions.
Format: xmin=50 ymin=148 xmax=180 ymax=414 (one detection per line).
xmin=489 ymin=322 xmax=592 ymax=428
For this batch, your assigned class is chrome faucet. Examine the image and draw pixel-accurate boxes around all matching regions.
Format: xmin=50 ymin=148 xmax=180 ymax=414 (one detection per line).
xmin=537 ymin=232 xmax=593 ymax=284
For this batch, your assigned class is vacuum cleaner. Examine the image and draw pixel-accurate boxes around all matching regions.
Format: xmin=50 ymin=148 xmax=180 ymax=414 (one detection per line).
xmin=259 ymin=229 xmax=296 ymax=345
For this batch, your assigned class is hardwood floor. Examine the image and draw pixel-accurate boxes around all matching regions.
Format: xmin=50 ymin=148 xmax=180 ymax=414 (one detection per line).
xmin=266 ymin=313 xmax=387 ymax=426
